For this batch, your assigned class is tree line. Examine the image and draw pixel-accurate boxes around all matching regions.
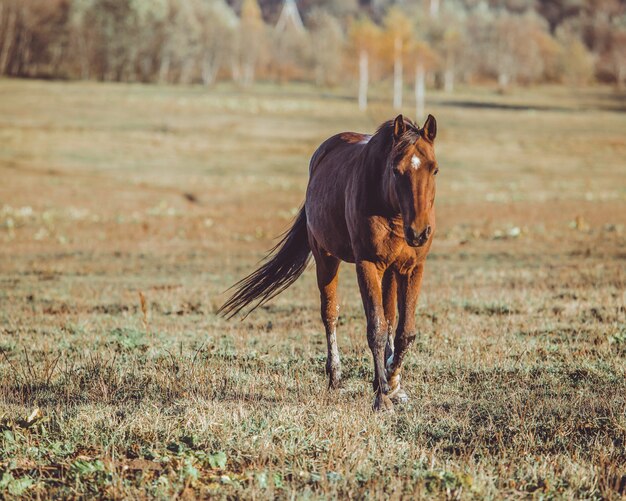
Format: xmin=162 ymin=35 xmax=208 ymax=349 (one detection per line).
xmin=0 ymin=0 xmax=624 ymax=105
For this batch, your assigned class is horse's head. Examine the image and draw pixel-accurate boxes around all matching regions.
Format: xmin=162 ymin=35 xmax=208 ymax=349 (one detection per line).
xmin=388 ymin=114 xmax=438 ymax=247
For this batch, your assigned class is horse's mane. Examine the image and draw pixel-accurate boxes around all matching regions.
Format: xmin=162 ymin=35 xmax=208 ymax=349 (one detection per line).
xmin=368 ymin=118 xmax=422 ymax=160
xmin=375 ymin=117 xmax=420 ymax=137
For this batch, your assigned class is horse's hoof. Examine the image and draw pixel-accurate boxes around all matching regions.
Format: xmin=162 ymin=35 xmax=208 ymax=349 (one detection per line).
xmin=373 ymin=392 xmax=394 ymax=412
xmin=388 ymin=386 xmax=409 ymax=404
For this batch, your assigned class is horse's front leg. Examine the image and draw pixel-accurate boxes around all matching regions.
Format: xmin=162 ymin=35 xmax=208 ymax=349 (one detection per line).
xmin=356 ymin=261 xmax=393 ymax=411
xmin=387 ymin=264 xmax=424 ymax=404
xmin=382 ymin=269 xmax=397 ymax=368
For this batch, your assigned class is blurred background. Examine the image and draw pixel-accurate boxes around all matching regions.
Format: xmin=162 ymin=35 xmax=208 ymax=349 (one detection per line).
xmin=0 ymin=0 xmax=625 ymax=99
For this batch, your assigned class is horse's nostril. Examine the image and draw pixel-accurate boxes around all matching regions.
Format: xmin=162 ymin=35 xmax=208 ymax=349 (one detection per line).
xmin=416 ymin=226 xmax=431 ymax=244
xmin=405 ymin=226 xmax=431 ymax=246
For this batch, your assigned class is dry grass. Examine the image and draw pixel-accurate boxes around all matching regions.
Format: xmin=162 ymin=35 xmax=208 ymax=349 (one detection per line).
xmin=0 ymin=78 xmax=625 ymax=499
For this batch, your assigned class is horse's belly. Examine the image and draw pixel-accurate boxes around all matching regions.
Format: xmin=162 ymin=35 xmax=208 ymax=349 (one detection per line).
xmin=305 ymin=191 xmax=355 ymax=263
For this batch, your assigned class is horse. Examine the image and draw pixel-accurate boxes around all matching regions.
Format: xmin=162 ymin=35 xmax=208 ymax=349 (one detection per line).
xmin=218 ymin=114 xmax=438 ymax=411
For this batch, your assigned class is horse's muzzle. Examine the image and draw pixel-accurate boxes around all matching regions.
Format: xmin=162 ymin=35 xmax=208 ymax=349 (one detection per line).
xmin=405 ymin=225 xmax=431 ymax=247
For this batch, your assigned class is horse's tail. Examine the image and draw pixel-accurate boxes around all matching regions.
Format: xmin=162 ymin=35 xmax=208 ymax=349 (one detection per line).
xmin=218 ymin=206 xmax=311 ymax=319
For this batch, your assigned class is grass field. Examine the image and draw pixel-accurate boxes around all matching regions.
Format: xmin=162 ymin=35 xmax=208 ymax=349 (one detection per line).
xmin=0 ymin=78 xmax=625 ymax=499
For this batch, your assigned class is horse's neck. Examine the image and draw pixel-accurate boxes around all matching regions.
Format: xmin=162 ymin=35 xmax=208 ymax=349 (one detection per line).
xmin=361 ymin=143 xmax=397 ymax=215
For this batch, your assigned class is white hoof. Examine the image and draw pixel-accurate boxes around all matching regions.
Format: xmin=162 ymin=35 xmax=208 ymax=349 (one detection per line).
xmin=387 ymin=385 xmax=409 ymax=404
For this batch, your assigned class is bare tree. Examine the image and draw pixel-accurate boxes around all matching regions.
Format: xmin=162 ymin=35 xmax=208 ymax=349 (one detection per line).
xmin=384 ymin=7 xmax=413 ymax=109
xmin=273 ymin=0 xmax=309 ymax=83
xmin=0 ymin=0 xmax=71 ymax=78
xmin=411 ymin=41 xmax=438 ymax=121
xmin=174 ymin=1 xmax=201 ymax=84
xmin=197 ymin=0 xmax=237 ymax=86
xmin=68 ymin=0 xmax=95 ymax=79
xmin=349 ymin=17 xmax=381 ymax=111
xmin=132 ymin=0 xmax=168 ymax=83
xmin=71 ymin=0 xmax=141 ymax=81
xmin=537 ymin=0 xmax=584 ymax=33
xmin=308 ymin=8 xmax=344 ymax=87
xmin=556 ymin=24 xmax=595 ymax=85
xmin=0 ymin=1 xmax=19 ymax=75
xmin=488 ymin=10 xmax=553 ymax=89
xmin=232 ymin=0 xmax=267 ymax=86
xmin=440 ymin=10 xmax=465 ymax=92
xmin=430 ymin=0 xmax=440 ymax=19
xmin=608 ymin=28 xmax=626 ymax=88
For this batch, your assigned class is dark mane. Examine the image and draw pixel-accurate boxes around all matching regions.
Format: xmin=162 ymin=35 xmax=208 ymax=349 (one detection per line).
xmin=368 ymin=117 xmax=422 ymax=160
xmin=375 ymin=117 xmax=420 ymax=137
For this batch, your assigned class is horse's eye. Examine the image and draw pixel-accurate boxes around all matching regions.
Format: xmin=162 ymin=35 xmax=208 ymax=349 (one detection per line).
xmin=433 ymin=168 xmax=439 ymax=176
xmin=392 ymin=168 xmax=400 ymax=177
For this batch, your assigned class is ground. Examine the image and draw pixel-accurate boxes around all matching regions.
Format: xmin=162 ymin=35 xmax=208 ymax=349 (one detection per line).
xmin=0 ymin=78 xmax=625 ymax=499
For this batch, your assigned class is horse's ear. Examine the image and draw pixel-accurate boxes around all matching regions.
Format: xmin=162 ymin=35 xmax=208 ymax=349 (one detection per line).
xmin=393 ymin=114 xmax=406 ymax=140
xmin=422 ymin=114 xmax=437 ymax=142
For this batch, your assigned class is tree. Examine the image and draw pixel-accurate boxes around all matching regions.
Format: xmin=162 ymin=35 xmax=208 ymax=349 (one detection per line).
xmin=197 ymin=1 xmax=237 ymax=86
xmin=131 ymin=0 xmax=168 ymax=83
xmin=313 ymin=0 xmax=359 ymax=25
xmin=177 ymin=2 xmax=202 ymax=84
xmin=308 ymin=8 xmax=344 ymax=86
xmin=272 ymin=0 xmax=309 ymax=83
xmin=384 ymin=7 xmax=413 ymax=109
xmin=0 ymin=0 xmax=71 ymax=78
xmin=493 ymin=13 xmax=519 ymax=88
xmin=556 ymin=24 xmax=595 ymax=85
xmin=232 ymin=0 xmax=267 ymax=86
xmin=67 ymin=0 xmax=96 ymax=79
xmin=0 ymin=0 xmax=19 ymax=75
xmin=437 ymin=8 xmax=467 ymax=92
xmin=576 ymin=0 xmax=626 ymax=86
xmin=349 ymin=16 xmax=381 ymax=111
xmin=410 ymin=41 xmax=438 ymax=120
xmin=486 ymin=10 xmax=555 ymax=89
xmin=21 ymin=0 xmax=71 ymax=78
xmin=537 ymin=0 xmax=584 ymax=33
xmin=462 ymin=2 xmax=495 ymax=83
xmin=87 ymin=0 xmax=141 ymax=81
xmin=607 ymin=27 xmax=626 ymax=88
xmin=430 ymin=0 xmax=440 ymax=19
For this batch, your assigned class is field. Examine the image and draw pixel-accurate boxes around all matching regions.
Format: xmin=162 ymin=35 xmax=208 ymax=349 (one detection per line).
xmin=0 ymin=78 xmax=625 ymax=499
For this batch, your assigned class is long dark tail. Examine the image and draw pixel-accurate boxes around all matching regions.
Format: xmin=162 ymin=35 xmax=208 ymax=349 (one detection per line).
xmin=218 ymin=206 xmax=311 ymax=319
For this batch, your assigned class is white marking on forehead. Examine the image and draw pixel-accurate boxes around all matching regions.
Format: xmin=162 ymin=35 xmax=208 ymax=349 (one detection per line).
xmin=358 ymin=135 xmax=371 ymax=144
xmin=411 ymin=154 xmax=421 ymax=169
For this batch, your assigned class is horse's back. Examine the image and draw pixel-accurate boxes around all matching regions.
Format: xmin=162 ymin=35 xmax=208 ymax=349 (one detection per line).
xmin=305 ymin=131 xmax=369 ymax=262
xmin=308 ymin=132 xmax=370 ymax=175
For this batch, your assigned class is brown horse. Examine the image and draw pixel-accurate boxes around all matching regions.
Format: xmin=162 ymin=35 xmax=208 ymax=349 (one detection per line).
xmin=219 ymin=114 xmax=438 ymax=411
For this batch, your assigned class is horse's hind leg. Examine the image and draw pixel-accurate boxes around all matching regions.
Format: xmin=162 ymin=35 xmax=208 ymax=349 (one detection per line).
xmin=310 ymin=238 xmax=342 ymax=389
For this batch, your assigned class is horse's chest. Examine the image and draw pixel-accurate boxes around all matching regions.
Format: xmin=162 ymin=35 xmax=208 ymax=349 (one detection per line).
xmin=366 ymin=217 xmax=433 ymax=269
xmin=360 ymin=219 xmax=409 ymax=259
xmin=392 ymin=246 xmax=424 ymax=274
